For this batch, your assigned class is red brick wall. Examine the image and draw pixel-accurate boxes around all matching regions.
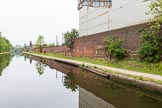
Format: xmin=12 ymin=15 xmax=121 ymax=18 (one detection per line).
xmin=72 ymin=23 xmax=146 ymax=58
xmin=32 ymin=45 xmax=68 ymax=54
xmin=32 ymin=23 xmax=159 ymax=58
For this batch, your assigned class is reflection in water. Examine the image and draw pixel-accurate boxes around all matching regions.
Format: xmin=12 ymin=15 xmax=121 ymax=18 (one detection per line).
xmin=24 ymin=55 xmax=27 ymax=61
xmin=0 ymin=54 xmax=12 ymax=76
xmin=64 ymin=72 xmax=78 ymax=92
xmin=79 ymin=87 xmax=116 ymax=108
xmin=30 ymin=59 xmax=32 ymax=64
xmin=35 ymin=62 xmax=46 ymax=75
xmin=34 ymin=61 xmax=78 ymax=92
xmin=24 ymin=56 xmax=162 ymax=108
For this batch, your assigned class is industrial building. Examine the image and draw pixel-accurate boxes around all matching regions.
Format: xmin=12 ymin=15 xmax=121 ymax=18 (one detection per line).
xmin=78 ymin=0 xmax=152 ymax=37
xmin=72 ymin=0 xmax=153 ymax=58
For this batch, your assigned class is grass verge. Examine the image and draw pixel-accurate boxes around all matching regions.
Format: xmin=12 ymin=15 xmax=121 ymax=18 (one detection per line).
xmin=31 ymin=52 xmax=162 ymax=76
xmin=85 ymin=65 xmax=162 ymax=85
xmin=0 ymin=52 xmax=10 ymax=55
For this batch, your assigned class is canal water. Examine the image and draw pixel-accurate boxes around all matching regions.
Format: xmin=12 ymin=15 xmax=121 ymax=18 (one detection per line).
xmin=0 ymin=54 xmax=162 ymax=108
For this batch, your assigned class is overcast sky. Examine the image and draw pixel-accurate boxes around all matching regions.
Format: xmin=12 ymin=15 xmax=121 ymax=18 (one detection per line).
xmin=0 ymin=0 xmax=79 ymax=46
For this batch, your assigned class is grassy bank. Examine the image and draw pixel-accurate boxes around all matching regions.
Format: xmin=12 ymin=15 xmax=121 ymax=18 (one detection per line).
xmin=0 ymin=52 xmax=10 ymax=55
xmin=31 ymin=52 xmax=162 ymax=76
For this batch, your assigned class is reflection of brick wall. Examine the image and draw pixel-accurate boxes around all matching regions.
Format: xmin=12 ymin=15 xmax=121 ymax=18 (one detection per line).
xmin=32 ymin=45 xmax=68 ymax=54
xmin=28 ymin=56 xmax=162 ymax=108
xmin=73 ymin=23 xmax=146 ymax=58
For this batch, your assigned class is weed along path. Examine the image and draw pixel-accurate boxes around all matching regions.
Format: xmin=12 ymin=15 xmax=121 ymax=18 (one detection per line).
xmin=24 ymin=52 xmax=162 ymax=82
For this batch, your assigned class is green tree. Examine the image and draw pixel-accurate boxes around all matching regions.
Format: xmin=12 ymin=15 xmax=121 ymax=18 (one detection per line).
xmin=64 ymin=29 xmax=79 ymax=48
xmin=0 ymin=33 xmax=12 ymax=53
xmin=42 ymin=43 xmax=48 ymax=48
xmin=138 ymin=22 xmax=162 ymax=62
xmin=48 ymin=42 xmax=55 ymax=47
xmin=35 ymin=35 xmax=45 ymax=53
xmin=144 ymin=0 xmax=162 ymax=23
xmin=138 ymin=0 xmax=162 ymax=62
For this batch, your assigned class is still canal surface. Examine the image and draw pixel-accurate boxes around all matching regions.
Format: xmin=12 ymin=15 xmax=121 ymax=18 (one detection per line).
xmin=0 ymin=54 xmax=162 ymax=108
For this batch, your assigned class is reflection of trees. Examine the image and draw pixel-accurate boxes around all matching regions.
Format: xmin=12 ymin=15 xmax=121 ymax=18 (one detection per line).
xmin=0 ymin=54 xmax=12 ymax=76
xmin=63 ymin=72 xmax=78 ymax=92
xmin=103 ymin=82 xmax=120 ymax=99
xmin=35 ymin=62 xmax=46 ymax=75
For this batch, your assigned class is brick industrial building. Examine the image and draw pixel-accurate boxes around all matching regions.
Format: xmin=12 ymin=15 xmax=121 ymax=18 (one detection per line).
xmin=72 ymin=0 xmax=153 ymax=58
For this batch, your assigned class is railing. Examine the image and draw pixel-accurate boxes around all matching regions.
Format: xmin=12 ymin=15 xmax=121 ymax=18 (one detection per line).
xmin=78 ymin=0 xmax=112 ymax=10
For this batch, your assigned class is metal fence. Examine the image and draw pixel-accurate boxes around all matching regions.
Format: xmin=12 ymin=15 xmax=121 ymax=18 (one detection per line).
xmin=78 ymin=0 xmax=112 ymax=10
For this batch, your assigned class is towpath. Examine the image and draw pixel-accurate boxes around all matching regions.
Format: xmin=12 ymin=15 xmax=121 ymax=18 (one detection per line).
xmin=25 ymin=52 xmax=162 ymax=82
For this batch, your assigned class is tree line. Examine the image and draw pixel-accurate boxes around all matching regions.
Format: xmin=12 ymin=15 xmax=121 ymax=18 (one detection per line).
xmin=0 ymin=33 xmax=12 ymax=53
xmin=35 ymin=29 xmax=79 ymax=53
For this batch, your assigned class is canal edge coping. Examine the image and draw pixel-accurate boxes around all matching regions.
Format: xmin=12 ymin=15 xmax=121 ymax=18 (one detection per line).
xmin=24 ymin=52 xmax=162 ymax=94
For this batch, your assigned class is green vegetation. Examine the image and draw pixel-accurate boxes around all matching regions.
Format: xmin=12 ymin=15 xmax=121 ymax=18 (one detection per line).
xmin=0 ymin=52 xmax=10 ymax=55
xmin=63 ymin=72 xmax=78 ymax=92
xmin=144 ymin=0 xmax=162 ymax=23
xmin=35 ymin=35 xmax=46 ymax=53
xmin=48 ymin=42 xmax=55 ymax=47
xmin=138 ymin=22 xmax=162 ymax=62
xmin=0 ymin=33 xmax=12 ymax=53
xmin=0 ymin=54 xmax=12 ymax=76
xmin=138 ymin=0 xmax=162 ymax=63
xmin=35 ymin=62 xmax=46 ymax=75
xmin=32 ymin=52 xmax=162 ymax=76
xmin=104 ymin=35 xmax=126 ymax=60
xmin=64 ymin=29 xmax=79 ymax=48
xmin=102 ymin=69 xmax=162 ymax=85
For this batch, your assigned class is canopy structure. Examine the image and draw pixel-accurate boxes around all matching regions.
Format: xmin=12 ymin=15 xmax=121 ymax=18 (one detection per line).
xmin=78 ymin=0 xmax=112 ymax=10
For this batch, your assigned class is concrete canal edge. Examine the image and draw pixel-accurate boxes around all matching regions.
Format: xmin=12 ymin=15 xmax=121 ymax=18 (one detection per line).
xmin=24 ymin=52 xmax=162 ymax=94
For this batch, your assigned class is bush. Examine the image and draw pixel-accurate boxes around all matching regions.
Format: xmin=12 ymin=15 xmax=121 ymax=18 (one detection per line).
xmin=104 ymin=35 xmax=126 ymax=60
xmin=138 ymin=0 xmax=162 ymax=63
xmin=138 ymin=22 xmax=162 ymax=63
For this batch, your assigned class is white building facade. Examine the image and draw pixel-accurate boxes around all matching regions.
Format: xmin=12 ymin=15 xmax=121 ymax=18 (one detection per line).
xmin=78 ymin=0 xmax=152 ymax=37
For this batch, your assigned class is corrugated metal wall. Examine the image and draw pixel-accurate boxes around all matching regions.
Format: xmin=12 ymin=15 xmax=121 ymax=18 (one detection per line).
xmin=79 ymin=0 xmax=153 ymax=37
